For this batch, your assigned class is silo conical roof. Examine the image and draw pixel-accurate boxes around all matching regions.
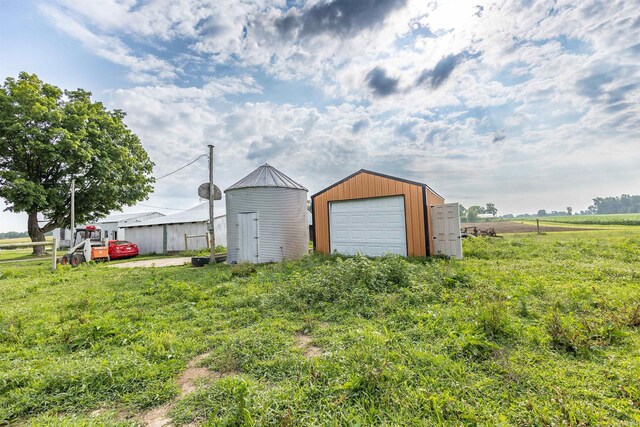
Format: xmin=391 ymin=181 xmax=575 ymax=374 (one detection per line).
xmin=225 ymin=163 xmax=307 ymax=191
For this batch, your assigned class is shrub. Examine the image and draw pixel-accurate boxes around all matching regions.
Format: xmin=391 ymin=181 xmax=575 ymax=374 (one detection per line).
xmin=546 ymin=309 xmax=625 ymax=355
xmin=267 ymin=254 xmax=414 ymax=317
xmin=448 ymin=329 xmax=498 ymax=360
xmin=478 ymin=302 xmax=512 ymax=339
xmin=230 ymin=264 xmax=257 ymax=278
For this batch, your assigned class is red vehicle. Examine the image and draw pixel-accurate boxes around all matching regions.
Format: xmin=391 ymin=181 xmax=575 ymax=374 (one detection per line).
xmin=108 ymin=240 xmax=139 ymax=260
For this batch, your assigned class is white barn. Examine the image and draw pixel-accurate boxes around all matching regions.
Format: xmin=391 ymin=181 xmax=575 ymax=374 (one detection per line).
xmin=121 ymin=203 xmax=226 ymax=255
xmin=226 ymin=164 xmax=308 ymax=264
xmin=53 ymin=211 xmax=164 ymax=248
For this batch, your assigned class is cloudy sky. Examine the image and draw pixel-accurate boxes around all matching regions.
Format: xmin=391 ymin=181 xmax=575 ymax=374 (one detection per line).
xmin=1 ymin=0 xmax=639 ymax=231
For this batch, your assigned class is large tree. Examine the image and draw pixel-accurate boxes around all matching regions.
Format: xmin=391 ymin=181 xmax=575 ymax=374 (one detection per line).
xmin=0 ymin=72 xmax=154 ymax=254
xmin=485 ymin=203 xmax=497 ymax=217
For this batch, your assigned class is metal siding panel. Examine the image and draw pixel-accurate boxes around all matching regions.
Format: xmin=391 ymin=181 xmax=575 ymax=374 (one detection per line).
xmin=126 ymin=226 xmax=164 ymax=254
xmin=354 ymin=174 xmax=362 ymax=199
xmin=363 ymin=174 xmax=371 ymax=198
xmin=415 ymin=186 xmax=425 ymax=255
xmin=412 ymin=186 xmax=422 ymax=256
xmin=226 ymin=187 xmax=308 ymax=263
xmin=405 ymin=183 xmax=415 ymax=256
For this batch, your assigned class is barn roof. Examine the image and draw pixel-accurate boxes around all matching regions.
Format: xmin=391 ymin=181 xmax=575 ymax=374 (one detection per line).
xmin=121 ymin=203 xmax=224 ymax=227
xmin=225 ymin=163 xmax=307 ymax=191
xmin=99 ymin=212 xmax=163 ymax=223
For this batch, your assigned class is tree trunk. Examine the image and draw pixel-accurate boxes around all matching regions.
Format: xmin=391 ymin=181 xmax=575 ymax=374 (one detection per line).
xmin=27 ymin=212 xmax=46 ymax=255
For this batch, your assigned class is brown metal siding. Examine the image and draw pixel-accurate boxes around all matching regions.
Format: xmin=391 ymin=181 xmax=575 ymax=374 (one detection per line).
xmin=313 ymin=171 xmax=433 ymax=257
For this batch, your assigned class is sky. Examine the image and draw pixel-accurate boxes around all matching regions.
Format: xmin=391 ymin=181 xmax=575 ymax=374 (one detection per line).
xmin=1 ymin=0 xmax=639 ymax=232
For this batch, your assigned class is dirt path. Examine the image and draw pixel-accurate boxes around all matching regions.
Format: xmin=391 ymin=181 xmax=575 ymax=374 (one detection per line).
xmin=139 ymin=352 xmax=220 ymax=427
xmin=91 ymin=332 xmax=323 ymax=426
xmin=295 ymin=334 xmax=323 ymax=358
xmin=109 ymin=257 xmax=192 ymax=268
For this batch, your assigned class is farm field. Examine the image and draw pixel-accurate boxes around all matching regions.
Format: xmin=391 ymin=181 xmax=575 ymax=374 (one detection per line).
xmin=536 ymin=213 xmax=640 ymax=226
xmin=0 ymin=237 xmax=55 ymax=262
xmin=0 ymin=229 xmax=639 ymax=426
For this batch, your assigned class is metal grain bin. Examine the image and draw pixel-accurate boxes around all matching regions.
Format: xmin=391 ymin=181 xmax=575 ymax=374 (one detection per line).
xmin=225 ymin=164 xmax=308 ymax=264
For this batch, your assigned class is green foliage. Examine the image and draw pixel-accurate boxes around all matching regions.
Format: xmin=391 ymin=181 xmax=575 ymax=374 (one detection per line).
xmin=0 ymin=231 xmax=28 ymax=239
xmin=485 ymin=202 xmax=497 ymax=217
xmin=589 ymin=194 xmax=640 ymax=214
xmin=0 ymin=72 xmax=154 ymax=240
xmin=230 ymin=264 xmax=257 ymax=278
xmin=466 ymin=205 xmax=484 ymax=221
xmin=0 ymin=229 xmax=639 ymax=425
xmin=268 ymin=255 xmax=412 ymax=318
xmin=541 ymin=213 xmax=640 ymax=226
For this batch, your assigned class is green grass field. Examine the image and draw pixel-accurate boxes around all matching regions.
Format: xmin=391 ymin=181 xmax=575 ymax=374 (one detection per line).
xmin=0 ymin=237 xmax=55 ymax=262
xmin=0 ymin=230 xmax=639 ymax=426
xmin=537 ymin=213 xmax=640 ymax=226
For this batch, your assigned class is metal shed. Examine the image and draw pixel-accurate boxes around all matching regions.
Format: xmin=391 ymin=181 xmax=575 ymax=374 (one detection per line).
xmin=225 ymin=164 xmax=308 ymax=264
xmin=121 ymin=203 xmax=226 ymax=255
xmin=53 ymin=211 xmax=164 ymax=248
xmin=312 ymin=169 xmax=462 ymax=259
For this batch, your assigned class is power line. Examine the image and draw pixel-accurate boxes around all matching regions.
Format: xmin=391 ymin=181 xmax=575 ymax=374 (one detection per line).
xmin=155 ymin=154 xmax=208 ymax=181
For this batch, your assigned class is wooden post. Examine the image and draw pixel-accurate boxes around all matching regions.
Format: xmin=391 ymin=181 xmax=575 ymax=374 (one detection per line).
xmin=536 ymin=219 xmax=540 ymax=234
xmin=52 ymin=238 xmax=57 ymax=271
xmin=184 ymin=233 xmax=189 ymax=251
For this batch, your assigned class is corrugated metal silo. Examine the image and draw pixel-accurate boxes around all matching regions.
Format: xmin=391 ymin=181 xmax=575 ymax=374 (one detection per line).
xmin=225 ymin=164 xmax=308 ymax=264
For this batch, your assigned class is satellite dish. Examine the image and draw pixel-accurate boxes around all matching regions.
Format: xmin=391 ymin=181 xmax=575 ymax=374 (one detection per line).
xmin=198 ymin=183 xmax=222 ymax=200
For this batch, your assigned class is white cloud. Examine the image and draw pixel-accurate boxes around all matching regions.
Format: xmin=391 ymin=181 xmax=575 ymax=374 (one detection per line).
xmin=40 ymin=3 xmax=178 ymax=83
xmin=8 ymin=0 xmax=638 ymax=219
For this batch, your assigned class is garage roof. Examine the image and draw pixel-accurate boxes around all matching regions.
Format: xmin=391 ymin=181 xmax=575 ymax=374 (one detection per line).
xmin=225 ymin=163 xmax=307 ymax=191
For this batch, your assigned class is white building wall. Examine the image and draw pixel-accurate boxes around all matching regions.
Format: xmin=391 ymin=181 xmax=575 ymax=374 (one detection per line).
xmin=226 ymin=187 xmax=308 ymax=264
xmin=125 ymin=226 xmax=164 ymax=254
xmin=167 ymin=222 xmax=208 ymax=251
xmin=123 ymin=216 xmax=227 ymax=255
xmin=53 ymin=212 xmax=165 ymax=247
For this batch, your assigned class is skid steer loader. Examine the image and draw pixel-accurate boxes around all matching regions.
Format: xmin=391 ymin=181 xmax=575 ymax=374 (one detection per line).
xmin=58 ymin=225 xmax=110 ymax=267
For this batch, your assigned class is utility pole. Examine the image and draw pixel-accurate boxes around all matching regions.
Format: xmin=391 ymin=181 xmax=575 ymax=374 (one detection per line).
xmin=70 ymin=178 xmax=75 ymax=245
xmin=208 ymin=145 xmax=216 ymax=263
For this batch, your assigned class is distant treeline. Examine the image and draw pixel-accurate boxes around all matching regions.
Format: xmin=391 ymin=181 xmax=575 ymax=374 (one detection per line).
xmin=588 ymin=194 xmax=640 ymax=214
xmin=0 ymin=231 xmax=28 ymax=239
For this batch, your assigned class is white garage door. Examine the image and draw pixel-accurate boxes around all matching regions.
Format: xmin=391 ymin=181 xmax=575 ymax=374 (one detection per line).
xmin=329 ymin=196 xmax=407 ymax=256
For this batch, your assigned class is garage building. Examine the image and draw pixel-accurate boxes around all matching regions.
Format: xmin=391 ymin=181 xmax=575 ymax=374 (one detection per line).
xmin=311 ymin=169 xmax=452 ymax=258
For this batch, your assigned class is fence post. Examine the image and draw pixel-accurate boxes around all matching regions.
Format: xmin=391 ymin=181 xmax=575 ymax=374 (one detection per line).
xmin=184 ymin=233 xmax=189 ymax=251
xmin=52 ymin=238 xmax=57 ymax=271
xmin=536 ymin=219 xmax=540 ymax=234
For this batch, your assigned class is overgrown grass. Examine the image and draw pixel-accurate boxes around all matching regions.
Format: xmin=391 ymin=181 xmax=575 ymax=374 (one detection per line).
xmin=0 ymin=229 xmax=639 ymax=425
